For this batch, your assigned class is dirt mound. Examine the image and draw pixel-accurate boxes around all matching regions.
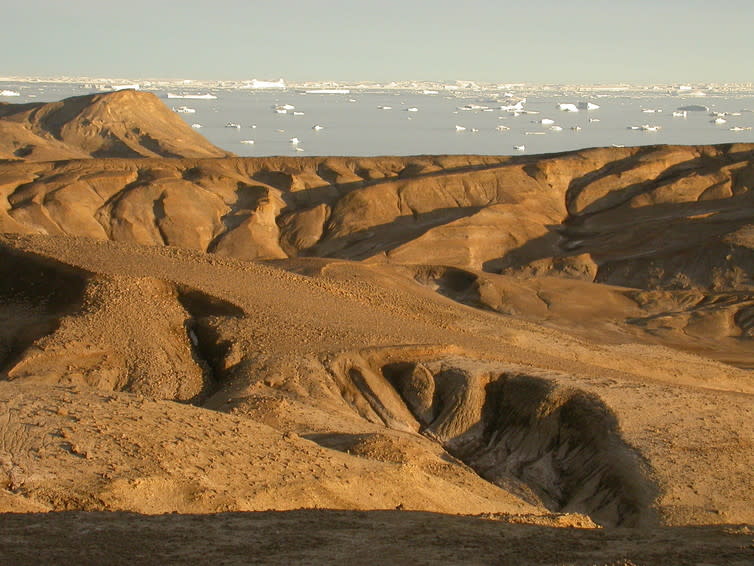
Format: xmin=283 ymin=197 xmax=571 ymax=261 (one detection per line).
xmin=0 ymin=90 xmax=231 ymax=160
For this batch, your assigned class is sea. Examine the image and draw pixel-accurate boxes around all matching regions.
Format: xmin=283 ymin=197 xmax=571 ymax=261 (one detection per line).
xmin=3 ymin=81 xmax=754 ymax=157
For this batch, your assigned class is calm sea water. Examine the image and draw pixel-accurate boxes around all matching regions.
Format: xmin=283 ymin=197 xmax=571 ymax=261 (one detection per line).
xmin=3 ymin=82 xmax=754 ymax=157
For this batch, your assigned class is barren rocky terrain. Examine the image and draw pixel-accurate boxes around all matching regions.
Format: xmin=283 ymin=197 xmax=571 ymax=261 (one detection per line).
xmin=0 ymin=91 xmax=752 ymax=564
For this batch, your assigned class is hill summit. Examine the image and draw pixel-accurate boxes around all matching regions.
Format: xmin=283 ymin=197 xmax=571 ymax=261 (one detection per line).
xmin=0 ymin=89 xmax=231 ymax=160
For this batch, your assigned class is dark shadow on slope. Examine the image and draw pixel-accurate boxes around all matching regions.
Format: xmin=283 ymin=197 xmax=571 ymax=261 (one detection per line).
xmin=0 ymin=242 xmax=89 ymax=373
xmin=381 ymin=361 xmax=659 ymax=527
xmin=175 ymin=285 xmax=246 ymax=403
xmin=308 ymin=207 xmax=484 ymax=261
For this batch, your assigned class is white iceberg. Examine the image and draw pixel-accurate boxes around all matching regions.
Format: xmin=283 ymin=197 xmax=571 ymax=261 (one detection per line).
xmin=557 ymin=103 xmax=579 ymax=112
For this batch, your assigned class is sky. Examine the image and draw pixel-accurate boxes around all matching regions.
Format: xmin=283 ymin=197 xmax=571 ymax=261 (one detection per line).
xmin=2 ymin=0 xmax=753 ymax=84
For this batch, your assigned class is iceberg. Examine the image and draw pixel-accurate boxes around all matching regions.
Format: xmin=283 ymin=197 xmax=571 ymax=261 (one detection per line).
xmin=557 ymin=103 xmax=579 ymax=112
xmin=0 ymin=90 xmax=20 ymax=96
xmin=110 ymin=84 xmax=140 ymax=91
xmin=241 ymin=79 xmax=286 ymax=89
xmin=500 ymin=99 xmax=526 ymax=112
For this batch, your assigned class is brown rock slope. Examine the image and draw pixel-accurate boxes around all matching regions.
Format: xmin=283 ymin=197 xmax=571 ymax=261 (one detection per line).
xmin=1 ymin=234 xmax=752 ymax=530
xmin=0 ymin=90 xmax=231 ymax=160
xmin=2 ymin=145 xmax=754 ymax=365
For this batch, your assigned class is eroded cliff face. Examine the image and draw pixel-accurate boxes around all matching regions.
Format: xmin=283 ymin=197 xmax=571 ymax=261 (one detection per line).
xmin=3 ymin=145 xmax=753 ymax=283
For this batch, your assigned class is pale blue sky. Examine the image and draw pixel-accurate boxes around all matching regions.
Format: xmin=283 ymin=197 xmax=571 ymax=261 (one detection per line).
xmin=2 ymin=0 xmax=752 ymax=83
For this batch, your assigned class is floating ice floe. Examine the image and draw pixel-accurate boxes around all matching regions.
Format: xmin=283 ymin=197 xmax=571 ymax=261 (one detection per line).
xmin=500 ymin=99 xmax=526 ymax=112
xmin=525 ymin=131 xmax=546 ymax=135
xmin=172 ymin=106 xmax=196 ymax=113
xmin=305 ymin=89 xmax=350 ymax=94
xmin=377 ymin=106 xmax=392 ymax=110
xmin=225 ymin=123 xmax=241 ymax=129
xmin=539 ymin=118 xmax=555 ymax=125
xmin=641 ymin=124 xmax=661 ymax=131
xmin=240 ymin=140 xmax=255 ymax=144
xmin=730 ymin=126 xmax=752 ymax=132
xmin=406 ymin=107 xmax=419 ymax=112
xmin=550 ymin=125 xmax=563 ymax=131
xmin=642 ymin=108 xmax=662 ymax=113
xmin=109 ymin=84 xmax=140 ymax=91
xmin=455 ymin=125 xmax=467 ymax=131
xmin=292 ymin=111 xmax=305 ymax=116
xmin=289 ymin=137 xmax=300 ymax=144
xmin=312 ymin=125 xmax=324 ymax=131
xmin=514 ymin=145 xmax=526 ymax=151
xmin=571 ymin=126 xmax=582 ymax=131
xmin=712 ymin=117 xmax=727 ymax=124
xmin=0 ymin=90 xmax=21 ymax=96
xmin=167 ymin=93 xmax=217 ymax=99
xmin=496 ymin=125 xmax=510 ymax=131
xmin=557 ymin=103 xmax=579 ymax=112
xmin=672 ymin=111 xmax=687 ymax=118
xmin=191 ymin=123 xmax=202 ymax=128
xmin=589 ymin=118 xmax=600 ymax=123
